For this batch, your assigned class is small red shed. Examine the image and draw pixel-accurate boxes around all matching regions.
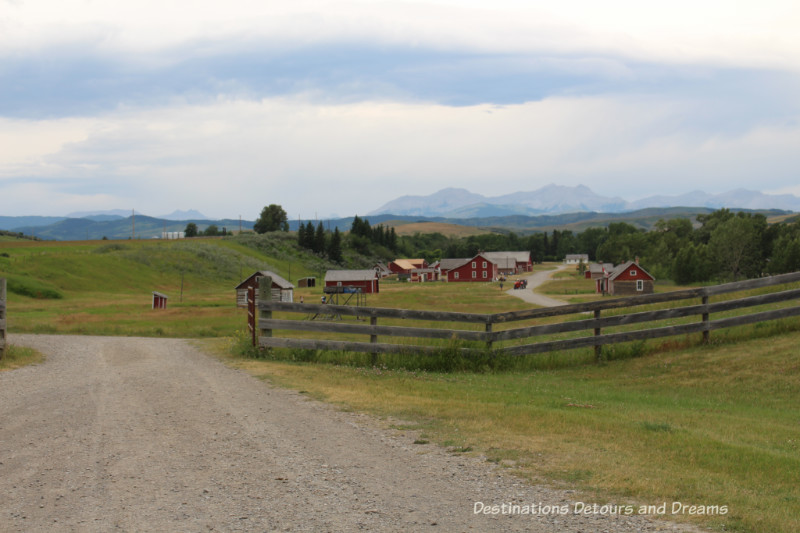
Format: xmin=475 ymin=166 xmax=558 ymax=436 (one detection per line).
xmin=152 ymin=291 xmax=168 ymax=309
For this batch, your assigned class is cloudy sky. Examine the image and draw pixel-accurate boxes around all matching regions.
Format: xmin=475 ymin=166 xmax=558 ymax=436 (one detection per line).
xmin=1 ymin=0 xmax=799 ymax=219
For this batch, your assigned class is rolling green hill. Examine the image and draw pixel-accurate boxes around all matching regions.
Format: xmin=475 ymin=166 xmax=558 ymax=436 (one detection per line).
xmin=0 ymin=233 xmax=334 ymax=337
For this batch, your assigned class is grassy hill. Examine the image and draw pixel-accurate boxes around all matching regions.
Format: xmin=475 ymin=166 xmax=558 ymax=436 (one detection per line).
xmin=0 ymin=234 xmax=334 ymax=337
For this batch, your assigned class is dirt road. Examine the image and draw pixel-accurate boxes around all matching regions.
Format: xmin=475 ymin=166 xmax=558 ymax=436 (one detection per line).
xmin=1 ymin=334 xmax=702 ymax=532
xmin=505 ymin=265 xmax=571 ymax=307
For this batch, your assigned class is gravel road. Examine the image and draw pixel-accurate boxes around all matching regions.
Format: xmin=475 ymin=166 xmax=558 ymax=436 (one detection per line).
xmin=505 ymin=265 xmax=571 ymax=307
xmin=1 ymin=334 xmax=705 ymax=532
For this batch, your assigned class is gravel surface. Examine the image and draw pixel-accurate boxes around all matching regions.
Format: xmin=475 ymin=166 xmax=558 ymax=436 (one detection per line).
xmin=1 ymin=334 xmax=707 ymax=532
xmin=505 ymin=265 xmax=571 ymax=307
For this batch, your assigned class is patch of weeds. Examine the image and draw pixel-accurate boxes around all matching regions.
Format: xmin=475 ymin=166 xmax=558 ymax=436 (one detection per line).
xmin=640 ymin=421 xmax=674 ymax=433
xmin=229 ymin=329 xmax=261 ymax=358
xmin=451 ymin=445 xmax=473 ymax=453
xmin=413 ymin=439 xmax=430 ymax=445
xmin=562 ymin=469 xmax=594 ymax=482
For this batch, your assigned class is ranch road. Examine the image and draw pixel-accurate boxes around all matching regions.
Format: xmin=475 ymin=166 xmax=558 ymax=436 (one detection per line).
xmin=1 ymin=335 xmax=704 ymax=532
xmin=506 ymin=264 xmax=571 ymax=307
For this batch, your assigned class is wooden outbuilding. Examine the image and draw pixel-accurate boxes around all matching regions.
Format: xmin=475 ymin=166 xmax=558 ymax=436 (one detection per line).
xmin=602 ymin=260 xmax=656 ymax=296
xmin=297 ymin=277 xmax=316 ymax=288
xmin=388 ymin=259 xmax=428 ymax=275
xmin=235 ymin=271 xmax=294 ymax=308
xmin=324 ymin=269 xmax=380 ymax=294
xmin=152 ymin=291 xmax=168 ymax=309
xmin=564 ymin=254 xmax=589 ymax=265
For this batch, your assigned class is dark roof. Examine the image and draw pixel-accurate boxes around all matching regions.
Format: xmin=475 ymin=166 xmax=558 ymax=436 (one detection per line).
xmin=235 ymin=270 xmax=294 ymax=290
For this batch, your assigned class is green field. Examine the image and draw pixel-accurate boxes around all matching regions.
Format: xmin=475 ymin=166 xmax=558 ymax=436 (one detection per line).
xmin=2 ymin=235 xmax=799 ymax=533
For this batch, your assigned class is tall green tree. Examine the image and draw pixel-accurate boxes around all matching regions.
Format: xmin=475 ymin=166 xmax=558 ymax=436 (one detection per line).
xmin=708 ymin=214 xmax=765 ymax=281
xmin=314 ymin=222 xmax=326 ymax=254
xmin=254 ymin=204 xmax=289 ymax=233
xmin=327 ymin=227 xmax=343 ymax=263
xmin=184 ymin=222 xmax=198 ymax=237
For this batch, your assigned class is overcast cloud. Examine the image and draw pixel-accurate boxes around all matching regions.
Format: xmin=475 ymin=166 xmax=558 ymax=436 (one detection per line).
xmin=1 ymin=0 xmax=799 ymax=219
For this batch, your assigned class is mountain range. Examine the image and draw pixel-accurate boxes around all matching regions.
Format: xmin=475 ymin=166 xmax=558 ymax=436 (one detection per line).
xmin=369 ymin=184 xmax=800 ymax=217
xmin=2 ymin=184 xmax=798 ymax=241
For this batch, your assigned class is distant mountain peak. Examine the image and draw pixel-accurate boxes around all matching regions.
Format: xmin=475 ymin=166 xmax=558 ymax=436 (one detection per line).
xmin=159 ymin=209 xmax=209 ymax=220
xmin=368 ymin=184 xmax=800 ymax=217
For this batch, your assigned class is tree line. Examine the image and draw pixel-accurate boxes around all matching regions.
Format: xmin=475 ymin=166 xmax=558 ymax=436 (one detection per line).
xmin=219 ymin=204 xmax=800 ymax=284
xmin=396 ymin=209 xmax=800 ymax=283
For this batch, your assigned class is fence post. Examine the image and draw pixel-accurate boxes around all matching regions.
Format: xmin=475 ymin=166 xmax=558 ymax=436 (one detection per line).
xmin=257 ymin=276 xmax=273 ymax=349
xmin=247 ymin=285 xmax=256 ymax=347
xmin=0 ymin=278 xmax=6 ymax=360
xmin=594 ymin=309 xmax=602 ymax=362
xmin=370 ymin=316 xmax=378 ymax=366
xmin=702 ymin=295 xmax=710 ymax=344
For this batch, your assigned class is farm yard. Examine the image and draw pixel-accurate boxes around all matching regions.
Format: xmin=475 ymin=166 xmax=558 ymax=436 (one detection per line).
xmin=1 ymin=233 xmax=799 ymax=533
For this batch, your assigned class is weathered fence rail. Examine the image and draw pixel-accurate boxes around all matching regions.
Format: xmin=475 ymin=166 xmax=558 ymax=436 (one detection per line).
xmin=257 ymin=271 xmax=800 ymax=359
xmin=0 ymin=278 xmax=6 ymax=359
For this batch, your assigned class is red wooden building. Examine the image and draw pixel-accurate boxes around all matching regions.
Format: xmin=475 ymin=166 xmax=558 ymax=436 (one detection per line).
xmin=445 ymin=254 xmax=498 ymax=282
xmin=598 ymin=260 xmax=656 ymax=295
xmin=324 ymin=269 xmax=380 ymax=294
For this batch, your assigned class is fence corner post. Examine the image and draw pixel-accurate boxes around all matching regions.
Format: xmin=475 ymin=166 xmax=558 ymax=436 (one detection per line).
xmin=485 ymin=320 xmax=493 ymax=352
xmin=594 ymin=309 xmax=603 ymax=363
xmin=257 ymin=275 xmax=273 ymax=350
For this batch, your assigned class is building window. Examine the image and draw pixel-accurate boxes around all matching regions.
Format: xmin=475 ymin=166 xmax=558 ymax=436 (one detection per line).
xmin=637 ymin=280 xmax=644 ymax=291
xmin=472 ymin=271 xmax=477 ymax=279
xmin=483 ymin=271 xmax=488 ymax=278
xmin=630 ymin=269 xmax=637 ymax=276
xmin=454 ymin=272 xmax=459 ymax=279
xmin=482 ymin=261 xmax=487 ymax=268
xmin=472 ymin=261 xmax=476 ymax=268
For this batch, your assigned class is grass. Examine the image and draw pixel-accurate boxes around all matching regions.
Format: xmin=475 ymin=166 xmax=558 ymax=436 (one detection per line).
xmin=0 ymin=344 xmax=45 ymax=371
xmin=210 ymin=329 xmax=800 ymax=533
xmin=0 ymin=236 xmax=304 ymax=337
xmin=4 ymin=237 xmax=800 ymax=531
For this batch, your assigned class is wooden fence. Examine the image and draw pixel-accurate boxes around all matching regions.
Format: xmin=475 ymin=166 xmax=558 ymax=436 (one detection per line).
xmin=257 ymin=271 xmax=800 ymax=360
xmin=0 ymin=278 xmax=6 ymax=359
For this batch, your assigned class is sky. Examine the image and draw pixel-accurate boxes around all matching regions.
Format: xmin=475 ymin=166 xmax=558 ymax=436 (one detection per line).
xmin=1 ymin=0 xmax=799 ymax=220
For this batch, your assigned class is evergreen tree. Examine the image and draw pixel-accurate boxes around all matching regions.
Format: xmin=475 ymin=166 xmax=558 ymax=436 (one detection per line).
xmin=327 ymin=227 xmax=343 ymax=263
xmin=314 ymin=222 xmax=326 ymax=254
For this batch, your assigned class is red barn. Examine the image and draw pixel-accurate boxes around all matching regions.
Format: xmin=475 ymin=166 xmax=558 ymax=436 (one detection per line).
xmin=446 ymin=254 xmax=498 ymax=282
xmin=325 ymin=269 xmax=380 ymax=294
xmin=602 ymin=260 xmax=655 ymax=295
